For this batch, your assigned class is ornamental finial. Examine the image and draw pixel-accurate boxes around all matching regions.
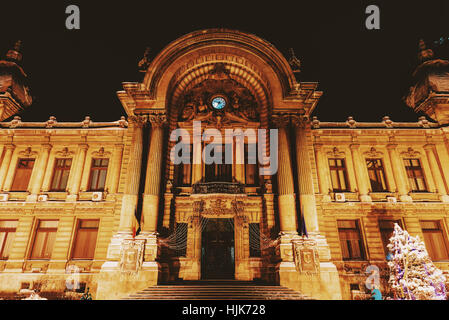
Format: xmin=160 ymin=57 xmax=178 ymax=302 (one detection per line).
xmin=288 ymin=48 xmax=301 ymax=74
xmin=138 ymin=47 xmax=151 ymax=72
xmin=5 ymin=40 xmax=23 ymax=62
xmin=417 ymin=39 xmax=434 ymax=63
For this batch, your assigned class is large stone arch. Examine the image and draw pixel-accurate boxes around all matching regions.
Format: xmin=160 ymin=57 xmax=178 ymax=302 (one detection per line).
xmin=143 ymin=29 xmax=297 ymax=111
xmin=118 ymin=29 xmax=322 ymax=120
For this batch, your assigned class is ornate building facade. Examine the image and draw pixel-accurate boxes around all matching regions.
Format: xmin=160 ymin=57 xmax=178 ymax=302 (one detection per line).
xmin=0 ymin=30 xmax=448 ymax=300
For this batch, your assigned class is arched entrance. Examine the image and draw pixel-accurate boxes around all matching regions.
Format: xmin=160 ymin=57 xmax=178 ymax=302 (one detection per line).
xmin=201 ymin=218 xmax=235 ymax=279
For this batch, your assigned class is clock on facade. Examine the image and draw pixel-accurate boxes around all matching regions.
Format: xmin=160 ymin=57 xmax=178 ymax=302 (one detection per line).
xmin=211 ymin=96 xmax=226 ymax=110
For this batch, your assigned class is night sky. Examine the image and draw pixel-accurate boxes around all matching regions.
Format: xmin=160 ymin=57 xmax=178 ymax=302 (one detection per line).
xmin=1 ymin=0 xmax=448 ymax=123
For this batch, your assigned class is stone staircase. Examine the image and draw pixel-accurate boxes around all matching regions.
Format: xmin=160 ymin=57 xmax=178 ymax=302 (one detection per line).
xmin=123 ymin=280 xmax=313 ymax=300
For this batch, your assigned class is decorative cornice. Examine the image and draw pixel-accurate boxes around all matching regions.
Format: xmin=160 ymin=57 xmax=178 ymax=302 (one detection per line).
xmin=0 ymin=116 xmax=128 ymax=129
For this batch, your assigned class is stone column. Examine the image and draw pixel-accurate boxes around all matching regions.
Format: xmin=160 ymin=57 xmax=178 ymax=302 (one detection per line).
xmin=141 ymin=114 xmax=166 ymax=234
xmin=350 ymin=143 xmax=371 ymax=202
xmin=67 ymin=143 xmax=88 ymax=201
xmin=314 ymin=142 xmax=331 ymax=202
xmin=117 ymin=117 xmax=145 ymax=234
xmin=27 ymin=143 xmax=52 ymax=201
xmin=292 ymin=117 xmax=319 ymax=234
xmin=0 ymin=144 xmax=15 ymax=191
xmin=108 ymin=144 xmax=124 ymax=194
xmin=424 ymin=143 xmax=449 ymax=202
xmin=386 ymin=144 xmax=412 ymax=202
xmin=273 ymin=116 xmax=298 ymax=233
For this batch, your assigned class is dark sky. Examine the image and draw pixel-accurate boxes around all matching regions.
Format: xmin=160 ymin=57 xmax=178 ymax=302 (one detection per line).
xmin=1 ymin=0 xmax=448 ymax=123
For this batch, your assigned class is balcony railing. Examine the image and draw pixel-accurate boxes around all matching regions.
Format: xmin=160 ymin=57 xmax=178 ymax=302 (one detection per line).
xmin=192 ymin=181 xmax=245 ymax=194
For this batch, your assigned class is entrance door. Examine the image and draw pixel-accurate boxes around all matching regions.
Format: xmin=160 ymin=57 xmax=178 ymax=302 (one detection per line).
xmin=201 ymin=218 xmax=235 ymax=279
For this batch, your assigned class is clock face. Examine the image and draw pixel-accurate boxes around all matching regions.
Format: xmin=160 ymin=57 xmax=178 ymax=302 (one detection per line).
xmin=211 ymin=96 xmax=226 ymax=110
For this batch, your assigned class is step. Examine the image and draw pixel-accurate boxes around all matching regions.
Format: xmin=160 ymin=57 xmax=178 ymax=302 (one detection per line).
xmin=123 ymin=283 xmax=313 ymax=300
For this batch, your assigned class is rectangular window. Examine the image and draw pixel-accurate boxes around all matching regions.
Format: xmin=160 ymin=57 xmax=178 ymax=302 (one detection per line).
xmin=249 ymin=223 xmax=261 ymax=257
xmin=71 ymin=220 xmax=99 ymax=260
xmin=204 ymin=144 xmax=232 ymax=182
xmin=245 ymin=144 xmax=259 ymax=186
xmin=88 ymin=158 xmax=109 ymax=191
xmin=174 ymin=145 xmax=192 ymax=186
xmin=328 ymin=158 xmax=350 ymax=192
xmin=30 ymin=220 xmax=58 ymax=259
xmin=0 ymin=220 xmax=18 ymax=260
xmin=10 ymin=158 xmax=35 ymax=191
xmin=421 ymin=220 xmax=449 ymax=261
xmin=366 ymin=158 xmax=388 ymax=192
xmin=175 ymin=222 xmax=188 ymax=257
xmin=379 ymin=219 xmax=402 ymax=256
xmin=404 ymin=158 xmax=427 ymax=192
xmin=50 ymin=158 xmax=72 ymax=191
xmin=337 ymin=220 xmax=366 ymax=261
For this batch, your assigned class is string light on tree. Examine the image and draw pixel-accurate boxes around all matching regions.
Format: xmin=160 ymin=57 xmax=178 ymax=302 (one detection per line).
xmin=387 ymin=223 xmax=447 ymax=300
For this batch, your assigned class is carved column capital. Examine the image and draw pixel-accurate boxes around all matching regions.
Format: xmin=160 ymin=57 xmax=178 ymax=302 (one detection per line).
xmin=148 ymin=113 xmax=167 ymax=128
xmin=128 ymin=115 xmax=148 ymax=128
xmin=41 ymin=143 xmax=53 ymax=151
xmin=4 ymin=143 xmax=15 ymax=150
xmin=423 ymin=143 xmax=435 ymax=151
xmin=386 ymin=143 xmax=398 ymax=150
xmin=271 ymin=114 xmax=290 ymax=128
xmin=78 ymin=143 xmax=89 ymax=150
xmin=313 ymin=142 xmax=323 ymax=150
xmin=290 ymin=114 xmax=308 ymax=129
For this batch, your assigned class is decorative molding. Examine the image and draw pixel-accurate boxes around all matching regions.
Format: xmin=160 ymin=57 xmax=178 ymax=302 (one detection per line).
xmin=92 ymin=147 xmax=112 ymax=158
xmin=55 ymin=147 xmax=75 ymax=158
xmin=326 ymin=147 xmax=346 ymax=158
xmin=192 ymin=197 xmax=245 ymax=219
xmin=292 ymin=238 xmax=320 ymax=275
xmin=18 ymin=147 xmax=38 ymax=158
xmin=119 ymin=239 xmax=145 ymax=275
xmin=400 ymin=147 xmax=421 ymax=158
xmin=363 ymin=147 xmax=383 ymax=158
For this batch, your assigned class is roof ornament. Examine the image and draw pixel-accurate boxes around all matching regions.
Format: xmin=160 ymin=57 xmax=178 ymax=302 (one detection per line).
xmin=418 ymin=116 xmax=430 ymax=128
xmin=346 ymin=116 xmax=357 ymax=128
xmin=46 ymin=116 xmax=57 ymax=128
xmin=9 ymin=116 xmax=22 ymax=128
xmin=5 ymin=40 xmax=23 ymax=62
xmin=118 ymin=116 xmax=128 ymax=128
xmin=82 ymin=116 xmax=92 ymax=128
xmin=382 ymin=116 xmax=393 ymax=128
xmin=417 ymin=39 xmax=434 ymax=63
xmin=288 ymin=48 xmax=301 ymax=74
xmin=138 ymin=47 xmax=151 ymax=72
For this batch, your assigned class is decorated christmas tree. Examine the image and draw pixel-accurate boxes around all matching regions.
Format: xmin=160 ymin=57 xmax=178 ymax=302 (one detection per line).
xmin=387 ymin=223 xmax=447 ymax=300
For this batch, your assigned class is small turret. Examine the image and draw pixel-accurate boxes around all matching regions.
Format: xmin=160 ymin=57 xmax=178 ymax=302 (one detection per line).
xmin=404 ymin=39 xmax=449 ymax=125
xmin=0 ymin=40 xmax=32 ymax=120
